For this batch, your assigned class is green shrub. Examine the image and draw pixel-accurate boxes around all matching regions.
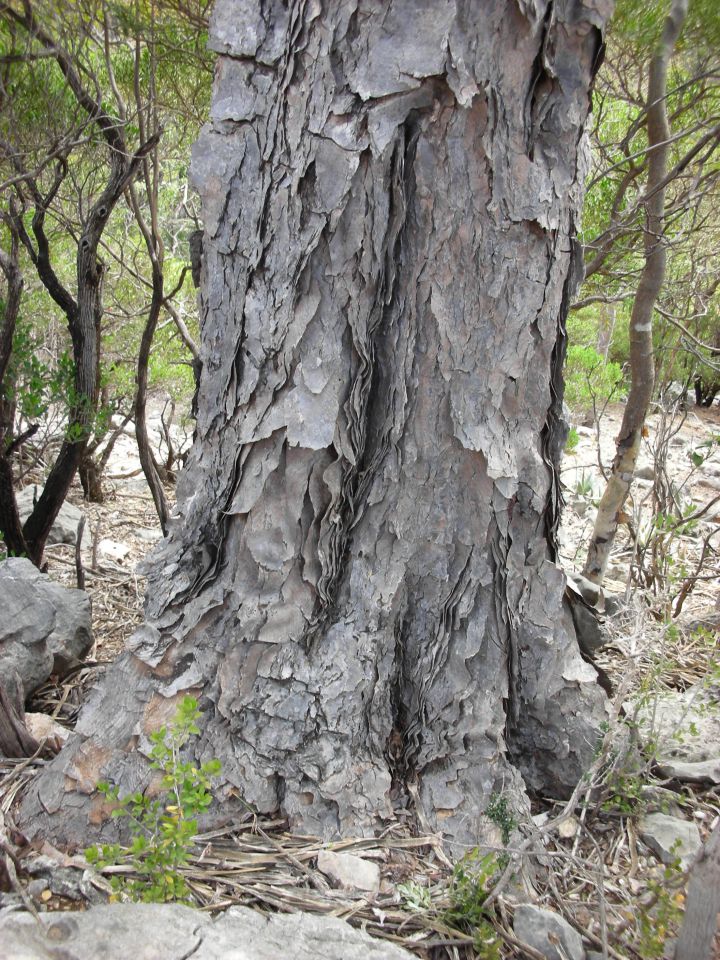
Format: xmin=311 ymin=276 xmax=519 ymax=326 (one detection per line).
xmin=564 ymin=345 xmax=625 ymax=418
xmin=86 ymin=696 xmax=221 ymax=904
xmin=565 ymin=426 xmax=580 ymax=454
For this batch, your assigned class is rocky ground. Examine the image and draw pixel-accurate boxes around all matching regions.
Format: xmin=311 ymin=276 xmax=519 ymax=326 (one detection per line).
xmin=1 ymin=397 xmax=719 ymax=959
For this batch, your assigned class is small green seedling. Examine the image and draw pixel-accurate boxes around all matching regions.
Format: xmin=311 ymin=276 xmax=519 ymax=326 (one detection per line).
xmin=86 ymin=696 xmax=221 ymax=903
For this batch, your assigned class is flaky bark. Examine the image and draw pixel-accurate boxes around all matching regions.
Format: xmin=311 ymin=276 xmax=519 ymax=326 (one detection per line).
xmin=583 ymin=0 xmax=689 ymax=585
xmin=674 ymin=819 xmax=720 ymax=960
xmin=20 ymin=0 xmax=611 ymax=848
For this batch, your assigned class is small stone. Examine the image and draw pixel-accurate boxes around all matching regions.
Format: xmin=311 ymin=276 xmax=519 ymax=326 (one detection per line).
xmin=24 ymin=714 xmax=71 ymax=748
xmin=567 ymin=573 xmax=602 ymax=606
xmin=603 ymin=594 xmax=625 ymax=617
xmin=135 ymin=527 xmax=160 ymax=543
xmin=513 ymin=904 xmax=585 ymax=960
xmin=631 ymin=685 xmax=720 ymax=764
xmin=638 ymin=813 xmax=701 ymax=869
xmin=98 ymin=539 xmax=130 ymax=562
xmin=635 ymin=462 xmax=655 ymax=481
xmin=557 ymin=816 xmax=579 ymax=839
xmin=317 ymin=849 xmax=380 ymax=893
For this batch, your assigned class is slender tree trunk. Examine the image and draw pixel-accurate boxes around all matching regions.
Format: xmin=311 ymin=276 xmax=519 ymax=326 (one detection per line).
xmin=0 ymin=231 xmax=28 ymax=558
xmin=583 ymin=0 xmax=689 ymax=585
xmin=19 ymin=0 xmax=610 ymax=848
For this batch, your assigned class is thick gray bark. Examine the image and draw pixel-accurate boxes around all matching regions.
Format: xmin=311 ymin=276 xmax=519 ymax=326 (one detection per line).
xmin=674 ymin=819 xmax=720 ymax=960
xmin=20 ymin=0 xmax=611 ymax=847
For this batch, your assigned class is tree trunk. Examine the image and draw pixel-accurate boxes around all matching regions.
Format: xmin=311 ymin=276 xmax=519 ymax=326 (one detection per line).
xmin=19 ymin=0 xmax=610 ymax=848
xmin=583 ymin=0 xmax=689 ymax=586
xmin=0 ymin=231 xmax=28 ymax=558
xmin=674 ymin=819 xmax=720 ymax=960
xmin=0 ymin=678 xmax=39 ymax=759
xmin=79 ymin=451 xmax=105 ymax=504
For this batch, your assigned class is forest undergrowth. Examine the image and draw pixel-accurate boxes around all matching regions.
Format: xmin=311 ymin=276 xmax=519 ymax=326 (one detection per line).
xmin=1 ymin=397 xmax=718 ymax=960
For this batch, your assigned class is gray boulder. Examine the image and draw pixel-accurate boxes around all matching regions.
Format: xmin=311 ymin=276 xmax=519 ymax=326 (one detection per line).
xmin=513 ymin=904 xmax=585 ymax=960
xmin=0 ymin=558 xmax=93 ymax=698
xmin=638 ymin=813 xmax=701 ymax=869
xmin=630 ymin=685 xmax=720 ymax=766
xmin=0 ymin=903 xmax=415 ymax=959
xmin=16 ymin=486 xmax=85 ymax=546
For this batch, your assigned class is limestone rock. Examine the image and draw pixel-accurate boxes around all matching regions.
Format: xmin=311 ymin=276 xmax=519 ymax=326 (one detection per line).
xmin=655 ymin=758 xmax=720 ymax=784
xmin=0 ymin=558 xmax=93 ymax=699
xmin=630 ymin=685 xmax=720 ymax=765
xmin=513 ymin=904 xmax=585 ymax=960
xmin=635 ymin=462 xmax=655 ymax=481
xmin=638 ymin=813 xmax=701 ymax=869
xmin=24 ymin=714 xmax=72 ymax=749
xmin=316 ymin=849 xmax=380 ymax=893
xmin=16 ymin=486 xmax=85 ymax=545
xmin=98 ymin=539 xmax=130 ymax=563
xmin=0 ymin=903 xmax=414 ymax=959
xmin=566 ymin=573 xmax=602 ymax=607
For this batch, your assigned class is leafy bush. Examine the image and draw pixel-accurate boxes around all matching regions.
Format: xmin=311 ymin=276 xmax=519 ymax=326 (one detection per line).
xmin=565 ymin=426 xmax=580 ymax=454
xmin=564 ymin=345 xmax=625 ymax=418
xmin=443 ymin=850 xmax=502 ymax=958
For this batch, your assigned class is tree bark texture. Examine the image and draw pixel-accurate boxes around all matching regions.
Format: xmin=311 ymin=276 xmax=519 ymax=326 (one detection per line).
xmin=674 ymin=819 xmax=720 ymax=960
xmin=20 ymin=0 xmax=611 ymax=847
xmin=583 ymin=0 xmax=688 ymax=585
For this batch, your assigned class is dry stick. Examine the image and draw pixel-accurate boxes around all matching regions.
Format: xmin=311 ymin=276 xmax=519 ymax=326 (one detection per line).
xmin=0 ymin=839 xmax=43 ymax=925
xmin=484 ymin=678 xmax=631 ymax=911
xmin=74 ymin=513 xmax=86 ymax=590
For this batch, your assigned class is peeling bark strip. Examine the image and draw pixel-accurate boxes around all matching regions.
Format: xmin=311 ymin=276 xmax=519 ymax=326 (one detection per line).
xmin=20 ymin=0 xmax=612 ymax=847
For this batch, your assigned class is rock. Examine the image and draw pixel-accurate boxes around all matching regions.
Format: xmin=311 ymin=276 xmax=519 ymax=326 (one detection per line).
xmin=0 ymin=903 xmax=414 ymax=959
xmin=655 ymin=758 xmax=720 ymax=784
xmin=98 ymin=539 xmax=130 ymax=562
xmin=567 ymin=595 xmax=607 ymax=656
xmin=570 ymin=498 xmax=588 ymax=517
xmin=15 ymin=486 xmax=85 ymax=545
xmin=630 ymin=685 xmax=720 ymax=765
xmin=699 ymin=474 xmax=720 ymax=492
xmin=317 ymin=849 xmax=380 ymax=893
xmin=135 ymin=527 xmax=160 ymax=543
xmin=24 ymin=713 xmax=71 ymax=749
xmin=638 ymin=813 xmax=701 ymax=869
xmin=0 ymin=558 xmax=93 ymax=698
xmin=24 ymin=856 xmax=105 ymax=905
xmin=603 ymin=594 xmax=625 ymax=617
xmin=635 ymin=462 xmax=655 ymax=481
xmin=566 ymin=573 xmax=602 ymax=607
xmin=513 ymin=904 xmax=585 ymax=960
xmin=681 ymin=610 xmax=720 ymax=635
